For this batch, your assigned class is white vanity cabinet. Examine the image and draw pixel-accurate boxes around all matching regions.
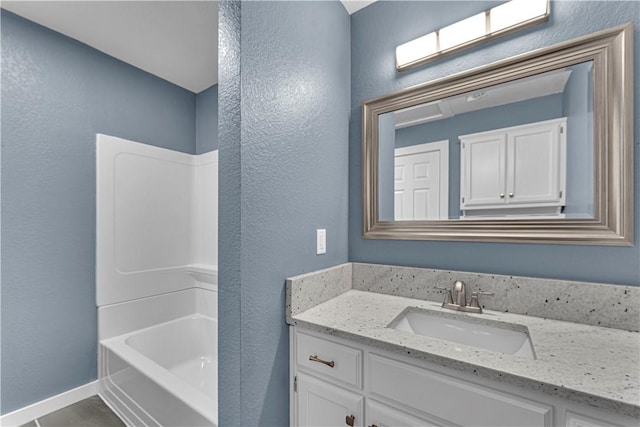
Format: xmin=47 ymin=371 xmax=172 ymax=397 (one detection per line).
xmin=296 ymin=373 xmax=364 ymax=427
xmin=290 ymin=327 xmax=638 ymax=427
xmin=365 ymin=400 xmax=441 ymax=427
xmin=293 ymin=330 xmax=364 ymax=426
xmin=459 ymin=118 xmax=566 ymax=217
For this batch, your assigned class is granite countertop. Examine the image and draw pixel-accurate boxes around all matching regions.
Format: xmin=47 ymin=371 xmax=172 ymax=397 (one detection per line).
xmin=290 ymin=289 xmax=640 ymax=419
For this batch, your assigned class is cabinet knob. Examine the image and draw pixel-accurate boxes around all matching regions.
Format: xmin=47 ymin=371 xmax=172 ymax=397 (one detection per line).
xmin=509 ymin=192 xmax=514 ymax=198
xmin=500 ymin=193 xmax=505 ymax=198
xmin=346 ymin=414 xmax=355 ymax=426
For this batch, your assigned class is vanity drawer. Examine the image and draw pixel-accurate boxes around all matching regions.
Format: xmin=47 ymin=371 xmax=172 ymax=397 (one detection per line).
xmin=295 ymin=331 xmax=362 ymax=389
xmin=369 ymin=354 xmax=552 ymax=427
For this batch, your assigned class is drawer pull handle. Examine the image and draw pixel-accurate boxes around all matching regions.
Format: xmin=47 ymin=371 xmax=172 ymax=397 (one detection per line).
xmin=368 ymin=425 xmax=378 ymax=427
xmin=309 ymin=354 xmax=335 ymax=368
xmin=346 ymin=414 xmax=355 ymax=426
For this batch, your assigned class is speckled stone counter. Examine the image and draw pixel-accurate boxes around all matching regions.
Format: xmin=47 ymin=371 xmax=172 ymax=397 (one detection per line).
xmin=285 ymin=263 xmax=640 ymax=418
xmin=351 ymin=263 xmax=640 ymax=332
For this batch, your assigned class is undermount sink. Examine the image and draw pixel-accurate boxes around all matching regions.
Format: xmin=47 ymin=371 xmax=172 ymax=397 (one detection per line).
xmin=389 ymin=308 xmax=536 ymax=359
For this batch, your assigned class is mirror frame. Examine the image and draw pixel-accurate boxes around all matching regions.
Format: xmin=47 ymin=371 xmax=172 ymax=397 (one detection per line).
xmin=362 ymin=23 xmax=634 ymax=246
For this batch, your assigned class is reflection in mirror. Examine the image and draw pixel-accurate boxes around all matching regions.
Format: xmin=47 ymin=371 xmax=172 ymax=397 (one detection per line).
xmin=379 ymin=62 xmax=594 ymax=221
xmin=362 ymin=23 xmax=633 ymax=244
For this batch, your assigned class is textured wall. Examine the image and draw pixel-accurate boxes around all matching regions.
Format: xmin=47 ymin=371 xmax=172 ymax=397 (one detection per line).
xmin=1 ymin=11 xmax=196 ymax=414
xmin=196 ymin=84 xmax=219 ymax=154
xmin=350 ymin=1 xmax=640 ymax=286
xmin=218 ymin=1 xmax=350 ymax=425
xmin=218 ymin=1 xmax=242 ymax=425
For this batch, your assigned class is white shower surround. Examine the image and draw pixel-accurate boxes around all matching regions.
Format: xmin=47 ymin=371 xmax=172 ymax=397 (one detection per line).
xmin=96 ymin=134 xmax=218 ymax=305
xmin=96 ymin=134 xmax=218 ymax=426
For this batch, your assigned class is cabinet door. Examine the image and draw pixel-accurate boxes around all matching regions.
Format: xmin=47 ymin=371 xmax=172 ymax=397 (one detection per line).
xmin=366 ymin=399 xmax=445 ymax=427
xmin=565 ymin=410 xmax=632 ymax=427
xmin=296 ymin=373 xmax=364 ymax=427
xmin=506 ymin=121 xmax=564 ymax=206
xmin=460 ymin=133 xmax=507 ymax=209
xmin=369 ymin=354 xmax=552 ymax=427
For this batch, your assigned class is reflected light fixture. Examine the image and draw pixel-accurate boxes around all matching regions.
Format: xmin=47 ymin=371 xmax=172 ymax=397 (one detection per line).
xmin=466 ymin=91 xmax=487 ymax=102
xmin=396 ymin=0 xmax=550 ymax=71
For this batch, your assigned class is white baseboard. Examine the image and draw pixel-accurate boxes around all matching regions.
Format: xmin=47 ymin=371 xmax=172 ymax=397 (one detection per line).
xmin=0 ymin=381 xmax=99 ymax=427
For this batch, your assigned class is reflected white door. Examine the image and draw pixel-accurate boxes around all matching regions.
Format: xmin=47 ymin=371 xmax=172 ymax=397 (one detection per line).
xmin=394 ymin=141 xmax=449 ymax=220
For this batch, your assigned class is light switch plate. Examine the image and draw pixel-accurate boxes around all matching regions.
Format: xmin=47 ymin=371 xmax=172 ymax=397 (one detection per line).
xmin=316 ymin=229 xmax=326 ymax=255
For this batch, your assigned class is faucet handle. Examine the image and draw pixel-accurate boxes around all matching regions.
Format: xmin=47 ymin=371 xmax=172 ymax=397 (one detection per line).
xmin=469 ymin=291 xmax=494 ymax=313
xmin=434 ymin=286 xmax=454 ymax=306
xmin=473 ymin=291 xmax=494 ymax=296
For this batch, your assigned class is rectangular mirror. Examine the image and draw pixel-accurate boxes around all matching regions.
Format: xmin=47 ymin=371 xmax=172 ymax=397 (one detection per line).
xmin=363 ymin=24 xmax=633 ymax=245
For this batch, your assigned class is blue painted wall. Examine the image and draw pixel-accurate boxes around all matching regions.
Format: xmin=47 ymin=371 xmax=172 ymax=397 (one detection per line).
xmin=395 ymin=94 xmax=563 ymax=149
xmin=218 ymin=1 xmax=350 ymax=425
xmin=196 ymin=84 xmax=219 ymax=154
xmin=218 ymin=2 xmax=242 ymax=425
xmin=0 ymin=11 xmax=196 ymax=414
xmin=350 ymin=1 xmax=640 ymax=286
xmin=378 ymin=112 xmax=396 ymax=220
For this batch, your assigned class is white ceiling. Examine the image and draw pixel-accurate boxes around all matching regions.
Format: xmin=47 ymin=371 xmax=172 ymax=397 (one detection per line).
xmin=2 ymin=1 xmax=218 ymax=94
xmin=2 ymin=1 xmax=375 ymax=94
xmin=340 ymin=0 xmax=377 ymax=14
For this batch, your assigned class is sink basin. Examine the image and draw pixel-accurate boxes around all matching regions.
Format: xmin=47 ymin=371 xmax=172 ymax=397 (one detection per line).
xmin=390 ymin=309 xmax=536 ymax=359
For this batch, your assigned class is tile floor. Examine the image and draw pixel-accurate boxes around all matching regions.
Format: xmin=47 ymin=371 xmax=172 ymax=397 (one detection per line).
xmin=19 ymin=396 xmax=124 ymax=427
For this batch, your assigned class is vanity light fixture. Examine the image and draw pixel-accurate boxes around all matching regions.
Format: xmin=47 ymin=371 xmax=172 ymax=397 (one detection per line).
xmin=395 ymin=0 xmax=550 ymax=71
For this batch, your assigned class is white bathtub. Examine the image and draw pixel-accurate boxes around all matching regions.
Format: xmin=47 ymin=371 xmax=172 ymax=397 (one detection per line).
xmin=99 ymin=288 xmax=217 ymax=427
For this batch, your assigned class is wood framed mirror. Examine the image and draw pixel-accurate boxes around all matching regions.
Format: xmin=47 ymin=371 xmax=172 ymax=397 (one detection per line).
xmin=362 ymin=23 xmax=633 ymax=245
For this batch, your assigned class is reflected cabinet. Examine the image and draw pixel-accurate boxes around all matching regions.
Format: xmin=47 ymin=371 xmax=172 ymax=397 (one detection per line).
xmin=460 ymin=118 xmax=566 ymax=218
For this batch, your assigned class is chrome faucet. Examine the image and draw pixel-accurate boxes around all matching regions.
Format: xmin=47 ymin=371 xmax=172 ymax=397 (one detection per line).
xmin=435 ymin=280 xmax=493 ymax=314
